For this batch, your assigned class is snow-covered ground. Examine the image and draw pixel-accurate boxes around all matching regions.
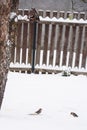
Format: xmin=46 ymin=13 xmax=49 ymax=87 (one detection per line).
xmin=0 ymin=71 xmax=87 ymax=130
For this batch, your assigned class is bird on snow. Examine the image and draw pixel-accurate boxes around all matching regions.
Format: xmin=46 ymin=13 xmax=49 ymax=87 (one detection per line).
xmin=35 ymin=108 xmax=42 ymax=114
xmin=29 ymin=108 xmax=42 ymax=115
xmin=70 ymin=112 xmax=78 ymax=117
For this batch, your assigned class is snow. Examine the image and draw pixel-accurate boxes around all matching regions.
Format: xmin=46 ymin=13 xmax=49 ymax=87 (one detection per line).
xmin=0 ymin=71 xmax=87 ymax=130
xmin=39 ymin=16 xmax=87 ymax=24
xmin=10 ymin=12 xmax=17 ymax=20
xmin=14 ymin=14 xmax=87 ymax=24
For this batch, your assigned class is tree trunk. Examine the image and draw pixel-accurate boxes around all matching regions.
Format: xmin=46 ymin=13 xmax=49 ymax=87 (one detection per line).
xmin=0 ymin=0 xmax=11 ymax=109
xmin=0 ymin=0 xmax=19 ymax=109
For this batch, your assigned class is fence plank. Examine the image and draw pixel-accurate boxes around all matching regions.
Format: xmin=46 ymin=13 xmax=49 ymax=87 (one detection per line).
xmin=82 ymin=27 xmax=87 ymax=68
xmin=75 ymin=26 xmax=83 ymax=67
xmin=49 ymin=24 xmax=56 ymax=65
xmin=22 ymin=10 xmax=29 ymax=63
xmin=79 ymin=12 xmax=86 ymax=20
xmin=68 ymin=26 xmax=76 ymax=67
xmin=58 ymin=11 xmax=65 ymax=18
xmin=28 ymin=23 xmax=34 ymax=64
xmin=43 ymin=11 xmax=51 ymax=65
xmin=49 ymin=11 xmax=57 ymax=65
xmin=44 ymin=10 xmax=51 ymax=17
xmin=16 ymin=9 xmax=23 ymax=63
xmin=35 ymin=23 xmax=42 ymax=65
xmin=35 ymin=10 xmax=43 ymax=65
xmin=62 ymin=25 xmax=70 ymax=66
xmin=73 ymin=12 xmax=79 ymax=19
xmin=56 ymin=25 xmax=63 ymax=66
xmin=42 ymin=24 xmax=49 ymax=65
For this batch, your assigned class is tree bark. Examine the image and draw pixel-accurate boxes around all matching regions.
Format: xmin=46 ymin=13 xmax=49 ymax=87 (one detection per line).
xmin=0 ymin=0 xmax=11 ymax=108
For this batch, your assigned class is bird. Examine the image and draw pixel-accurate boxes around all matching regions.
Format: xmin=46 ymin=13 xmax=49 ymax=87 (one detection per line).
xmin=28 ymin=108 xmax=42 ymax=115
xmin=70 ymin=112 xmax=78 ymax=117
xmin=35 ymin=108 xmax=42 ymax=114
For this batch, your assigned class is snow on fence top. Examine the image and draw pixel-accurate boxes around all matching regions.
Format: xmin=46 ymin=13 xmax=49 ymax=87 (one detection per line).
xmin=14 ymin=14 xmax=87 ymax=25
xmin=39 ymin=16 xmax=87 ymax=24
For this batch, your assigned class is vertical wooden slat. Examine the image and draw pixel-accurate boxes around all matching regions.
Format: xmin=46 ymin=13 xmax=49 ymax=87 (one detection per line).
xmin=16 ymin=9 xmax=23 ymax=63
xmin=35 ymin=10 xmax=43 ymax=65
xmin=79 ymin=12 xmax=86 ymax=20
xmin=42 ymin=24 xmax=49 ymax=64
xmin=74 ymin=13 xmax=85 ymax=68
xmin=73 ymin=12 xmax=79 ymax=19
xmin=56 ymin=25 xmax=63 ymax=66
xmin=22 ymin=9 xmax=29 ymax=63
xmin=52 ymin=11 xmax=58 ymax=18
xmin=58 ymin=11 xmax=65 ymax=18
xmin=62 ymin=25 xmax=70 ymax=66
xmin=67 ymin=25 xmax=73 ymax=66
xmin=44 ymin=10 xmax=51 ymax=17
xmin=28 ymin=22 xmax=34 ymax=65
xmin=75 ymin=26 xmax=83 ymax=67
xmin=68 ymin=26 xmax=76 ymax=67
xmin=73 ymin=26 xmax=79 ymax=68
xmin=56 ymin=11 xmax=65 ymax=66
xmin=42 ymin=11 xmax=51 ymax=65
xmin=49 ymin=24 xmax=56 ymax=65
xmin=82 ymin=27 xmax=87 ymax=68
xmin=38 ymin=9 xmax=44 ymax=16
xmin=49 ymin=11 xmax=57 ymax=65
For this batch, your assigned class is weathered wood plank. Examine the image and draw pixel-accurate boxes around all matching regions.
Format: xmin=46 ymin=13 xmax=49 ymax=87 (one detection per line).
xmin=49 ymin=11 xmax=57 ymax=65
xmin=68 ymin=26 xmax=76 ymax=67
xmin=28 ymin=23 xmax=34 ymax=64
xmin=56 ymin=25 xmax=63 ymax=66
xmin=82 ymin=27 xmax=87 ymax=68
xmin=49 ymin=24 xmax=56 ymax=65
xmin=43 ymin=11 xmax=51 ymax=65
xmin=58 ymin=11 xmax=65 ymax=18
xmin=75 ymin=26 xmax=83 ymax=67
xmin=35 ymin=10 xmax=43 ymax=65
xmin=22 ymin=10 xmax=29 ymax=63
xmin=62 ymin=25 xmax=70 ymax=65
xmin=16 ymin=9 xmax=23 ymax=63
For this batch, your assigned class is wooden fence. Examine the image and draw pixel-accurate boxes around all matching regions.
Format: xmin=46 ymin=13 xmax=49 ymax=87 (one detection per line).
xmin=10 ymin=9 xmax=87 ymax=75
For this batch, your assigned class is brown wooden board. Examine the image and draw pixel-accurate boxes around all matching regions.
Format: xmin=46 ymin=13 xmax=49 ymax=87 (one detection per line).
xmin=79 ymin=12 xmax=86 ymax=20
xmin=73 ymin=12 xmax=79 ymax=19
xmin=35 ymin=10 xmax=43 ymax=65
xmin=16 ymin=23 xmax=22 ymax=62
xmin=42 ymin=24 xmax=49 ymax=65
xmin=22 ymin=10 xmax=29 ymax=63
xmin=16 ymin=10 xmax=23 ymax=63
xmin=82 ymin=27 xmax=87 ymax=68
xmin=49 ymin=11 xmax=58 ymax=66
xmin=58 ymin=11 xmax=65 ymax=18
xmin=49 ymin=24 xmax=56 ymax=65
xmin=35 ymin=23 xmax=42 ymax=65
xmin=43 ymin=11 xmax=51 ymax=65
xmin=75 ymin=26 xmax=83 ymax=67
xmin=28 ymin=23 xmax=34 ymax=64
xmin=68 ymin=26 xmax=76 ymax=67
xmin=56 ymin=25 xmax=63 ymax=66
xmin=62 ymin=25 xmax=70 ymax=65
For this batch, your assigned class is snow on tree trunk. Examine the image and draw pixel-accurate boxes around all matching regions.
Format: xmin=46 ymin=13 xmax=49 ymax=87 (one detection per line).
xmin=0 ymin=0 xmax=11 ymax=109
